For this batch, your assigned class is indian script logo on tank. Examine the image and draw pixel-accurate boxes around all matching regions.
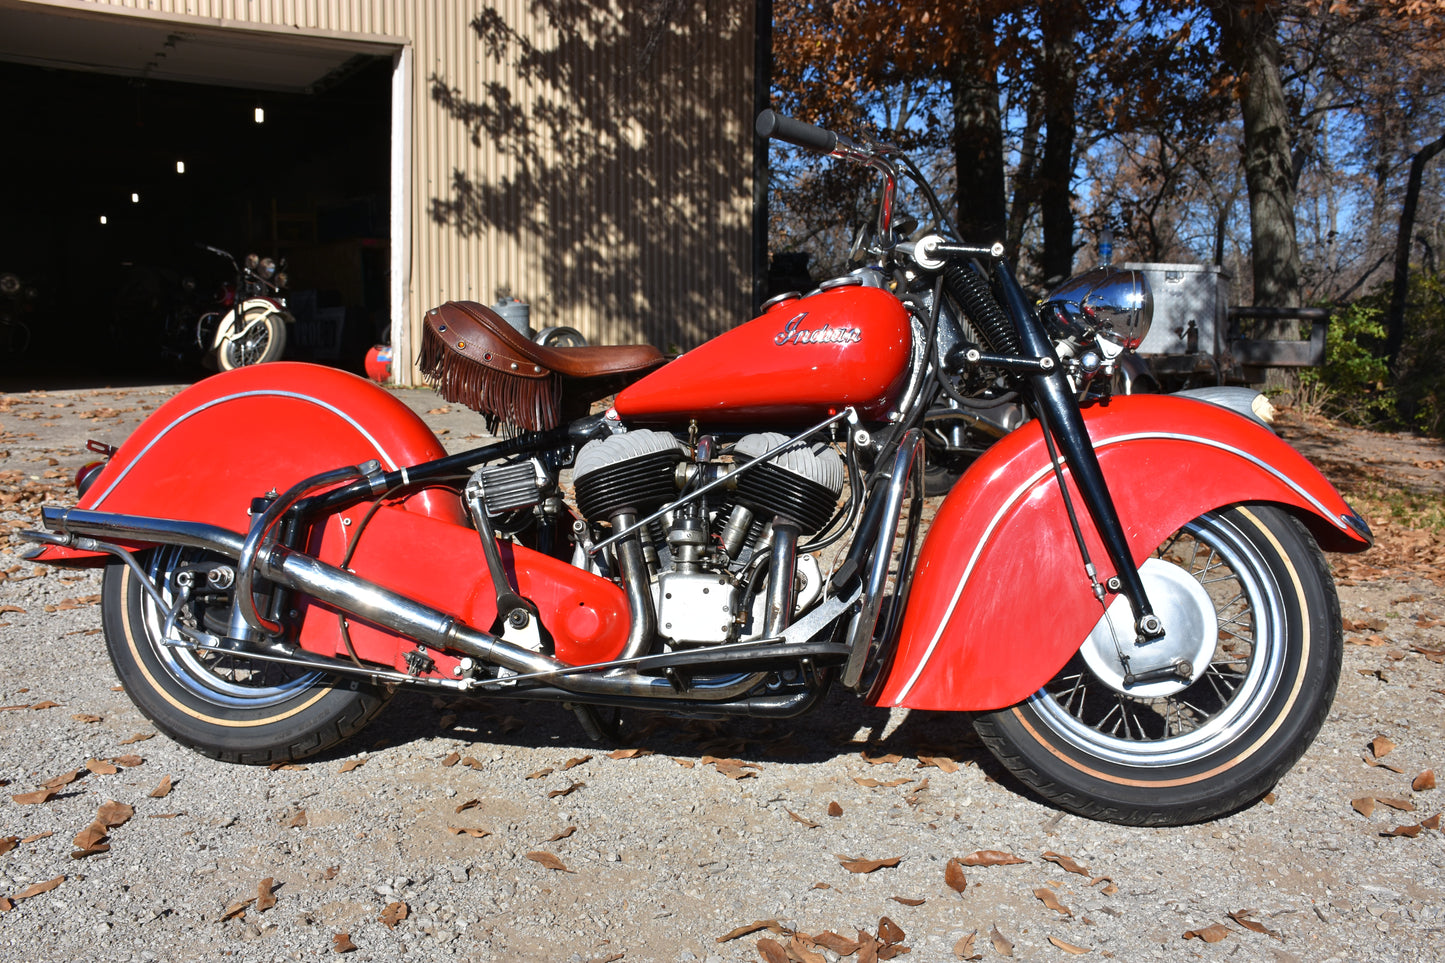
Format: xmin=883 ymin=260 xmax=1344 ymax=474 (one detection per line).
xmin=774 ymin=312 xmax=863 ymax=347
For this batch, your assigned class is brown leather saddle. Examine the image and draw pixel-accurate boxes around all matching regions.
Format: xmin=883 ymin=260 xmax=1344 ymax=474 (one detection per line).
xmin=419 ymin=300 xmax=667 ymax=432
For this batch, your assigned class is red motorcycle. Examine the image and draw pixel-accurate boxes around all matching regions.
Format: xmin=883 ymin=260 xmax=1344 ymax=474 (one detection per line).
xmin=24 ymin=111 xmax=1370 ymax=826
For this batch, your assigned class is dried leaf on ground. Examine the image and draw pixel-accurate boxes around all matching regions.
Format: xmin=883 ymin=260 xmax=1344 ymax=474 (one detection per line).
xmin=877 ymin=916 xmax=905 ymax=944
xmin=548 ymin=825 xmax=577 ymax=841
xmin=73 ymin=823 xmax=108 ymax=849
xmin=1353 ymin=797 xmax=1378 ymax=817
xmin=14 ymin=875 xmax=64 ymax=900
xmin=71 ymin=713 xmax=102 ymax=723
xmin=113 ymin=754 xmax=144 ymax=768
xmin=1413 ymin=769 xmax=1436 ymax=791
xmin=446 ymin=826 xmax=491 ymax=838
xmin=441 ymin=752 xmax=460 ymax=767
xmin=1042 ymin=851 xmax=1091 ymax=876
xmin=862 ymin=752 xmax=903 ymax=765
xmin=220 ymin=897 xmax=255 ymax=921
xmin=916 ymin=755 xmax=960 ymax=773
xmin=962 ymin=850 xmax=1027 ymax=866
xmin=20 ymin=831 xmax=53 ymax=843
xmin=1183 ymin=923 xmax=1230 ymax=943
xmin=836 ymin=854 xmax=901 ymax=873
xmin=11 ymin=787 xmax=58 ymax=805
xmin=85 ymin=759 xmax=119 ymax=776
xmin=1228 ymin=909 xmax=1280 ymax=939
xmin=562 ymin=755 xmax=593 ymax=771
xmin=256 ymin=878 xmax=277 ymax=912
xmin=454 ymin=798 xmax=481 ymax=813
xmin=608 ymin=748 xmax=652 ymax=759
xmin=1370 ymin=735 xmax=1397 ymax=758
xmin=1048 ymin=936 xmax=1090 ymax=954
xmin=1033 ymin=887 xmax=1072 ymax=916
xmin=786 ymin=935 xmax=827 ymax=963
xmin=989 ymin=925 xmax=1013 ymax=956
xmin=380 ymin=901 xmax=408 ymax=929
xmin=827 ymin=801 xmax=843 ymax=817
xmin=945 ymin=857 xmax=968 ymax=894
xmin=96 ymin=800 xmax=134 ymax=828
xmin=890 ymin=896 xmax=925 ymax=906
xmin=149 ymin=775 xmax=173 ymax=798
xmin=0 ymin=837 xmax=15 ymax=855
xmin=43 ymin=769 xmax=82 ymax=789
xmin=527 ymin=768 xmax=555 ymax=780
xmin=786 ymin=809 xmax=820 ymax=828
xmin=953 ymin=930 xmax=980 ymax=960
xmin=548 ymin=780 xmax=585 ymax=798
xmin=811 ymin=931 xmax=859 ymax=954
xmin=332 ymin=932 xmax=357 ymax=953
xmin=716 ymin=920 xmax=784 ymax=943
xmin=462 ymin=757 xmax=484 ymax=770
xmin=853 ymin=776 xmax=913 ymax=788
xmin=338 ymin=758 xmax=367 ymax=773
xmin=1382 ymin=823 xmax=1424 ymax=838
xmin=284 ymin=810 xmax=308 ymax=829
xmin=1378 ymin=797 xmax=1416 ymax=812
xmin=756 ymin=937 xmax=789 ymax=963
xmin=526 ymin=851 xmax=573 ymax=872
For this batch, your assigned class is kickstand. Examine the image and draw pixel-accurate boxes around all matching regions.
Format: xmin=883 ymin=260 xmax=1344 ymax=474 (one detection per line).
xmin=570 ymin=704 xmax=624 ymax=743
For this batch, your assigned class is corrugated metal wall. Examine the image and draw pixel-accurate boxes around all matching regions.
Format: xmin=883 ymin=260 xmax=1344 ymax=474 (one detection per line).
xmin=57 ymin=0 xmax=755 ymax=373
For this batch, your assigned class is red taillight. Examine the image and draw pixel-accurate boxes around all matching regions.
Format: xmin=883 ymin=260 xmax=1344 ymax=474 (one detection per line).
xmin=76 ymin=461 xmax=106 ymax=496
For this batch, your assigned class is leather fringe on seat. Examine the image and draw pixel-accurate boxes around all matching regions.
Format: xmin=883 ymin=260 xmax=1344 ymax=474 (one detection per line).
xmin=419 ymin=322 xmax=563 ymax=433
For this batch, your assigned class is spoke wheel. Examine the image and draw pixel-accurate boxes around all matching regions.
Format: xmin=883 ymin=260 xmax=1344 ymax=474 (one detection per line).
xmin=974 ymin=504 xmax=1342 ymax=825
xmin=102 ymin=547 xmax=390 ymax=764
xmin=216 ymin=308 xmax=286 ymax=369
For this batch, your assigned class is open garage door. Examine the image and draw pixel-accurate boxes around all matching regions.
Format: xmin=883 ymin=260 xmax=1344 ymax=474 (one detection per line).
xmin=0 ymin=2 xmax=404 ymax=386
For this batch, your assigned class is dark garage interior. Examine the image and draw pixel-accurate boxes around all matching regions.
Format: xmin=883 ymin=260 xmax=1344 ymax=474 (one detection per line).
xmin=0 ymin=53 xmax=391 ymax=388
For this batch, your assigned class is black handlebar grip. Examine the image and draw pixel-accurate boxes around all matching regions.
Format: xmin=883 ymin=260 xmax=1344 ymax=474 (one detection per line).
xmin=756 ymin=109 xmax=838 ymax=154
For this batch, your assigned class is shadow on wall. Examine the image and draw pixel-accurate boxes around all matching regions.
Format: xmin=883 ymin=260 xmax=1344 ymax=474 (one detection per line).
xmin=426 ymin=1 xmax=752 ymax=350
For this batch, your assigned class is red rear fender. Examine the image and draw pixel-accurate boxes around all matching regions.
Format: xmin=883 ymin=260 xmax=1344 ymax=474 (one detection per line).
xmin=29 ymin=363 xmax=464 ymax=563
xmin=873 ymin=394 xmax=1370 ymax=713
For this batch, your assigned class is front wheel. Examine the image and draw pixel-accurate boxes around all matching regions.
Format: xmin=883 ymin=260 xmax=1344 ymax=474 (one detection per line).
xmin=215 ymin=307 xmax=287 ymax=370
xmin=102 ymin=548 xmax=391 ymax=764
xmin=974 ymin=504 xmax=1341 ymax=826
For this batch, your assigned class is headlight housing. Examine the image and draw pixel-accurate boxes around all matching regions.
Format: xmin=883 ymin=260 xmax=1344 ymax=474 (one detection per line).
xmin=1041 ymin=265 xmax=1153 ymax=351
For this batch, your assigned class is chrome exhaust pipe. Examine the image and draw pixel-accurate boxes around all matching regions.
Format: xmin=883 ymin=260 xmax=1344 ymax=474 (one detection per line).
xmin=36 ymin=507 xmax=765 ymax=702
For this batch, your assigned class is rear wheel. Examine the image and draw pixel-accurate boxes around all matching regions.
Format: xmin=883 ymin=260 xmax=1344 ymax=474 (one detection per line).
xmin=102 ymin=547 xmax=390 ymax=763
xmin=974 ymin=504 xmax=1341 ymax=825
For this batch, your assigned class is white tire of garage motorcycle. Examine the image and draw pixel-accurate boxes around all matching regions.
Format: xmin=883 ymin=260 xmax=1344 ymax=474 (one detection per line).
xmin=214 ymin=305 xmax=288 ymax=370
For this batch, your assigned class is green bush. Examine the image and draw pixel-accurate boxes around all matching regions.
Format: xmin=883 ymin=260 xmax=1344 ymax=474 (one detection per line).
xmin=1297 ymin=301 xmax=1397 ymax=426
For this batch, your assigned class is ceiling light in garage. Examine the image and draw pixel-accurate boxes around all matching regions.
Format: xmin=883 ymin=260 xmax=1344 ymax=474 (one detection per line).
xmin=99 ymin=215 xmax=107 ymax=225
xmin=131 ymin=193 xmax=140 ymax=203
xmin=254 ymin=106 xmax=265 ymax=124
xmin=176 ymin=160 xmax=185 ymax=174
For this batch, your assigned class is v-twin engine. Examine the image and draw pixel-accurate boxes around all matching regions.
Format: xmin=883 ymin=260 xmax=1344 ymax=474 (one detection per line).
xmin=573 ymin=429 xmax=845 ymax=646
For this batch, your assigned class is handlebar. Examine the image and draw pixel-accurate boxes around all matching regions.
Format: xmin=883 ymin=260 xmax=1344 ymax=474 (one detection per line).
xmin=755 ymin=109 xmax=838 ymax=154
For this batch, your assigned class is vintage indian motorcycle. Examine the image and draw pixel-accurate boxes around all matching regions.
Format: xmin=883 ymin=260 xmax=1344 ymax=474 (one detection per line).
xmin=22 ymin=111 xmax=1371 ymax=826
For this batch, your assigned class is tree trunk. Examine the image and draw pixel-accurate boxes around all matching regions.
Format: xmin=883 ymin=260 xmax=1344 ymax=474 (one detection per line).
xmin=1386 ymin=132 xmax=1445 ymax=367
xmin=951 ymin=11 xmax=1008 ymax=246
xmin=1038 ymin=0 xmax=1079 ymax=285
xmin=1209 ymin=0 xmax=1300 ymax=312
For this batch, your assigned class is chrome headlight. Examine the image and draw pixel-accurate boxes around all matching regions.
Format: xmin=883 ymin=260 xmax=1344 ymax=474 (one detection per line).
xmin=0 ymin=273 xmax=19 ymax=297
xmin=1041 ymin=266 xmax=1153 ymax=351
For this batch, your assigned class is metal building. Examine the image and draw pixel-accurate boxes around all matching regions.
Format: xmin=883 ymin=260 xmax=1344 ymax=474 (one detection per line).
xmin=0 ymin=0 xmax=758 ymax=382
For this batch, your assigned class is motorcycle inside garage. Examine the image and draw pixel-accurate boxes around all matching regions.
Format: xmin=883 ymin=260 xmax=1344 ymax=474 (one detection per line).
xmin=0 ymin=28 xmax=392 ymax=389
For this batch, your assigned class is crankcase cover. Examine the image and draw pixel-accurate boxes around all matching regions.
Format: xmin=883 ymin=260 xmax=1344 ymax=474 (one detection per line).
xmin=612 ymin=285 xmax=912 ymax=424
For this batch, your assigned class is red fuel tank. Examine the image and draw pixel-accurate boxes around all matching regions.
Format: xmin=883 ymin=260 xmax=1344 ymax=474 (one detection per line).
xmin=613 ymin=284 xmax=913 ymax=425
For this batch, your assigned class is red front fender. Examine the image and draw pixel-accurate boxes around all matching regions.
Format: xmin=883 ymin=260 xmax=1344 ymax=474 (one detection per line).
xmin=873 ymin=394 xmax=1370 ymax=712
xmin=29 ymin=362 xmax=465 ymax=563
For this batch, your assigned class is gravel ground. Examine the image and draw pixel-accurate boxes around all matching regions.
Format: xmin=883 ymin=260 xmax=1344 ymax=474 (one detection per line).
xmin=2 ymin=381 xmax=1444 ymax=963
